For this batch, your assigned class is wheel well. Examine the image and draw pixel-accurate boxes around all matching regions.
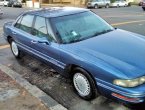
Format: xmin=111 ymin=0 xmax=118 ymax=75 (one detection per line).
xmin=94 ymin=4 xmax=98 ymax=7
xmin=7 ymin=36 xmax=12 ymax=43
xmin=66 ymin=64 xmax=98 ymax=88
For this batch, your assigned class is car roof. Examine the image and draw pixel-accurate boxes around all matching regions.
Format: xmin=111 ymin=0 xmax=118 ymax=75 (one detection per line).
xmin=25 ymin=7 xmax=89 ymax=18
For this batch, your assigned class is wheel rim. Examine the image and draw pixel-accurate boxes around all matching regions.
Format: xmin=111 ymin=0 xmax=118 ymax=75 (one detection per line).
xmin=73 ymin=73 xmax=91 ymax=96
xmin=95 ymin=5 xmax=98 ymax=9
xmin=11 ymin=41 xmax=19 ymax=56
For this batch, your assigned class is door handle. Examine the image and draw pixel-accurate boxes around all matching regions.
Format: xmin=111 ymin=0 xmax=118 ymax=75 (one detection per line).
xmin=31 ymin=40 xmax=37 ymax=44
xmin=12 ymin=32 xmax=17 ymax=35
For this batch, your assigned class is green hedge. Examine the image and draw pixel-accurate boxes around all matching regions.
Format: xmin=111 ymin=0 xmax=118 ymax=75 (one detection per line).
xmin=110 ymin=0 xmax=116 ymax=3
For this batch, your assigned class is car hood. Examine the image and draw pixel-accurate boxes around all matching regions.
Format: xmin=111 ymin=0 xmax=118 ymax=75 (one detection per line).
xmin=61 ymin=29 xmax=145 ymax=79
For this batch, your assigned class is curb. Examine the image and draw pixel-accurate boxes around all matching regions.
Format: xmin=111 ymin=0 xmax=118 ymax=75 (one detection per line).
xmin=0 ymin=64 xmax=67 ymax=110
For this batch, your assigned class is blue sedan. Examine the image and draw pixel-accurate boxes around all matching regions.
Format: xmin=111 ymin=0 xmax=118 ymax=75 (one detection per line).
xmin=3 ymin=7 xmax=145 ymax=104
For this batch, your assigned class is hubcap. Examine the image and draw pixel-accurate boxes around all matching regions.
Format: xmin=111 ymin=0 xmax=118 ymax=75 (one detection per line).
xmin=73 ymin=73 xmax=91 ymax=96
xmin=95 ymin=5 xmax=98 ymax=9
xmin=11 ymin=41 xmax=19 ymax=56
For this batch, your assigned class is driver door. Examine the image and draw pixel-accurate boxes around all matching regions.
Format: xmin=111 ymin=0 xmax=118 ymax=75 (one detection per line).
xmin=30 ymin=16 xmax=63 ymax=71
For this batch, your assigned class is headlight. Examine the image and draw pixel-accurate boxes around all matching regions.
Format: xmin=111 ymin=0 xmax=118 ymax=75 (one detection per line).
xmin=113 ymin=76 xmax=145 ymax=87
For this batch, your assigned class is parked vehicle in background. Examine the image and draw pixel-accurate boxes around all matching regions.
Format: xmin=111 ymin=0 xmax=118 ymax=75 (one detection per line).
xmin=0 ymin=0 xmax=4 ymax=5
xmin=0 ymin=8 xmax=3 ymax=18
xmin=3 ymin=0 xmax=9 ymax=6
xmin=7 ymin=0 xmax=15 ymax=6
xmin=0 ymin=0 xmax=9 ymax=6
xmin=110 ymin=0 xmax=128 ymax=7
xmin=142 ymin=0 xmax=145 ymax=10
xmin=87 ymin=0 xmax=111 ymax=9
xmin=12 ymin=1 xmax=22 ymax=7
xmin=139 ymin=0 xmax=143 ymax=6
xmin=126 ymin=0 xmax=133 ymax=6
xmin=8 ymin=0 xmax=22 ymax=8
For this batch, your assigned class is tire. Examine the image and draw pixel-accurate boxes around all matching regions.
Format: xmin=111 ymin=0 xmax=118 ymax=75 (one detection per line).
xmin=143 ymin=7 xmax=145 ymax=11
xmin=10 ymin=39 xmax=23 ymax=58
xmin=72 ymin=67 xmax=97 ymax=100
xmin=117 ymin=4 xmax=119 ymax=8
xmin=105 ymin=4 xmax=109 ymax=8
xmin=94 ymin=4 xmax=99 ymax=9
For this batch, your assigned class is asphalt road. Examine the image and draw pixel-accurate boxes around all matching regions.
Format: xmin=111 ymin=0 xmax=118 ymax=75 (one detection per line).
xmin=0 ymin=6 xmax=145 ymax=110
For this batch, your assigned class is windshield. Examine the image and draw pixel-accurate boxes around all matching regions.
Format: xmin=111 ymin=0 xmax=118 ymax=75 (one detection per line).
xmin=51 ymin=11 xmax=114 ymax=44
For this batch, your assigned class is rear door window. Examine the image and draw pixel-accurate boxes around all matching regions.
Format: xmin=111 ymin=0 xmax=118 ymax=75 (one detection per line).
xmin=19 ymin=14 xmax=34 ymax=34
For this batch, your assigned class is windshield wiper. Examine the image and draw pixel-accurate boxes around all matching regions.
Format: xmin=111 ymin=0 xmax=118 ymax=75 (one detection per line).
xmin=93 ymin=29 xmax=113 ymax=37
xmin=69 ymin=36 xmax=84 ymax=43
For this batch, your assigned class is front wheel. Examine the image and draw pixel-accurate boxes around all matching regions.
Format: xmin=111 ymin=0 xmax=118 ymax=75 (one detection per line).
xmin=72 ymin=67 xmax=97 ymax=100
xmin=124 ymin=4 xmax=127 ymax=7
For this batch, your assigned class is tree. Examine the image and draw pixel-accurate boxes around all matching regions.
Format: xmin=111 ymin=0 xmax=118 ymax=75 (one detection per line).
xmin=110 ymin=0 xmax=116 ymax=3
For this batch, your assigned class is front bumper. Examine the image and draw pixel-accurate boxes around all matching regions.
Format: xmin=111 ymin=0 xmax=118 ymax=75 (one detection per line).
xmin=96 ymin=78 xmax=145 ymax=104
xmin=109 ymin=4 xmax=117 ymax=7
xmin=87 ymin=3 xmax=95 ymax=8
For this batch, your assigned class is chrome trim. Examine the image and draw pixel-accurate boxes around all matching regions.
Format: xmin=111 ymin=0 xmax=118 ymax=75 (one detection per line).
xmin=17 ymin=42 xmax=66 ymax=69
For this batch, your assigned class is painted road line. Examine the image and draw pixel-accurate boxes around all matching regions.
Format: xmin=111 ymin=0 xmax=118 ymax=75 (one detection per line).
xmin=111 ymin=20 xmax=145 ymax=26
xmin=94 ymin=9 xmax=144 ymax=15
xmin=104 ymin=14 xmax=144 ymax=18
xmin=0 ymin=45 xmax=10 ymax=50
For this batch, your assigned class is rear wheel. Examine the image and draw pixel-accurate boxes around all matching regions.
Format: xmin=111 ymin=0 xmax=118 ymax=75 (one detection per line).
xmin=143 ymin=7 xmax=145 ymax=11
xmin=10 ymin=39 xmax=23 ymax=58
xmin=105 ymin=4 xmax=109 ymax=8
xmin=117 ymin=4 xmax=119 ymax=8
xmin=72 ymin=67 xmax=97 ymax=100
xmin=94 ymin=4 xmax=99 ymax=9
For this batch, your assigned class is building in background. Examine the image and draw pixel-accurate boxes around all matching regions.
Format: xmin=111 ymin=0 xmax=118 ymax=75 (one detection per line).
xmin=40 ymin=0 xmax=88 ymax=6
xmin=26 ymin=0 xmax=139 ymax=8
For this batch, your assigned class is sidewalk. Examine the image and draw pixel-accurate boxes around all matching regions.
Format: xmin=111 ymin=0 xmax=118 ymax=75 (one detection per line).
xmin=0 ymin=64 xmax=67 ymax=110
xmin=0 ymin=69 xmax=49 ymax=110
